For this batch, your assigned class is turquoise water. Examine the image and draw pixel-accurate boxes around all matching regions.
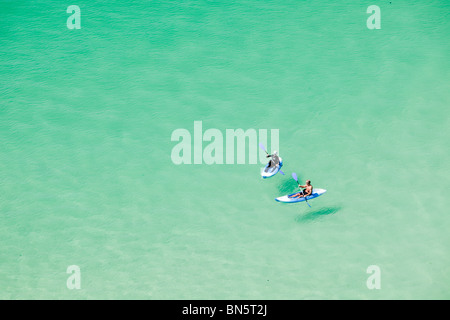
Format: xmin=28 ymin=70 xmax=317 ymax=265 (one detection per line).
xmin=1 ymin=0 xmax=449 ymax=299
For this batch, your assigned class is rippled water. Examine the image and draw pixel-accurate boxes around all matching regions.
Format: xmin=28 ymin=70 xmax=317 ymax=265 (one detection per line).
xmin=1 ymin=0 xmax=449 ymax=299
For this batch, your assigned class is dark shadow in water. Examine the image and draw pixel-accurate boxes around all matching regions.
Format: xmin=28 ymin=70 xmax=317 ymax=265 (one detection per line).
xmin=277 ymin=178 xmax=297 ymax=195
xmin=295 ymin=206 xmax=341 ymax=223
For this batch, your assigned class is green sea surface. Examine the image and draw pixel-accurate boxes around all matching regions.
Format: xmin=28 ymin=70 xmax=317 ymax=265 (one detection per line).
xmin=1 ymin=0 xmax=449 ymax=299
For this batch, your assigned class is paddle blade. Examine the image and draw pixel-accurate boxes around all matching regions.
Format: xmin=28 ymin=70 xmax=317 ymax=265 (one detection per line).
xmin=292 ymin=172 xmax=298 ymax=182
xmin=306 ymin=201 xmax=311 ymax=208
xmin=259 ymin=142 xmax=267 ymax=153
xmin=279 ymin=170 xmax=285 ymax=175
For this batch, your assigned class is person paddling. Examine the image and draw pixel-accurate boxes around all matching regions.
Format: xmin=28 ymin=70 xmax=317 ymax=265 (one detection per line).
xmin=290 ymin=180 xmax=313 ymax=198
xmin=265 ymin=151 xmax=280 ymax=171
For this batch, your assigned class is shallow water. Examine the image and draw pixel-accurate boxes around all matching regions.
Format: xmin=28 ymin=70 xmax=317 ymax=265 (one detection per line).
xmin=1 ymin=1 xmax=449 ymax=299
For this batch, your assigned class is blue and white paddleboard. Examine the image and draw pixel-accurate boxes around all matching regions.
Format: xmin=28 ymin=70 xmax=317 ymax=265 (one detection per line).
xmin=261 ymin=158 xmax=283 ymax=179
xmin=275 ymin=188 xmax=327 ymax=203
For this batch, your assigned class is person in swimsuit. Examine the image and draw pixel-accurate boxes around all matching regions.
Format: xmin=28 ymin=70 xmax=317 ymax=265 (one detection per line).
xmin=291 ymin=180 xmax=313 ymax=198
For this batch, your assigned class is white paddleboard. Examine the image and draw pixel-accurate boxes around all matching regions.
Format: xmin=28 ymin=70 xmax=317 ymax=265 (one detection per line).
xmin=275 ymin=188 xmax=327 ymax=203
xmin=261 ymin=157 xmax=283 ymax=179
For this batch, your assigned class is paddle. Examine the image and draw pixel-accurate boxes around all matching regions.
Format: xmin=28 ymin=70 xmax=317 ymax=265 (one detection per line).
xmin=259 ymin=142 xmax=268 ymax=154
xmin=292 ymin=172 xmax=311 ymax=207
xmin=259 ymin=143 xmax=284 ymax=175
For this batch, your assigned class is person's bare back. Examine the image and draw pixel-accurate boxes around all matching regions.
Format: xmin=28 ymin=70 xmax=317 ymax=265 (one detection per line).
xmin=291 ymin=180 xmax=313 ymax=198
